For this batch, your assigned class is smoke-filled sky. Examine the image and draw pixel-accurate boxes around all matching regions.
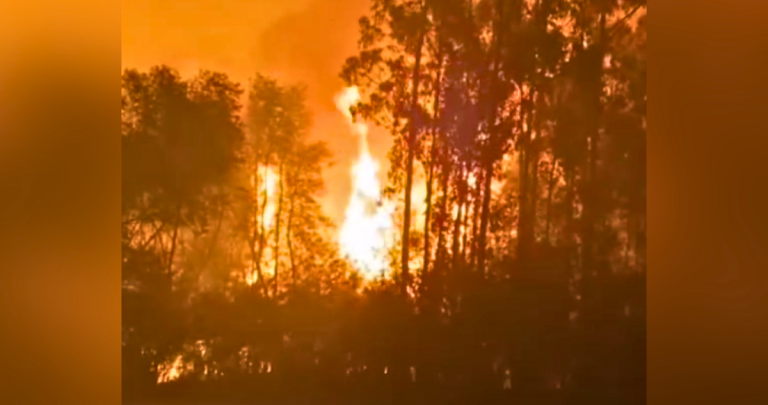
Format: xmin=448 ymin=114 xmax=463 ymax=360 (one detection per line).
xmin=122 ymin=0 xmax=392 ymax=226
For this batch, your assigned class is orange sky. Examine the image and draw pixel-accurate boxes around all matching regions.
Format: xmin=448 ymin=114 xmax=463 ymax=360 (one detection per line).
xmin=122 ymin=0 xmax=392 ymax=226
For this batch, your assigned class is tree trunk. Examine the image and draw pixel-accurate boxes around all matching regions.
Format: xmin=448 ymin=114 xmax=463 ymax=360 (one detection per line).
xmin=461 ymin=182 xmax=471 ymax=262
xmin=518 ymin=90 xmax=538 ymax=266
xmin=253 ymin=164 xmax=270 ymax=296
xmin=576 ymin=18 xmax=607 ymax=390
xmin=529 ymin=139 xmax=541 ymax=250
xmin=422 ymin=55 xmax=443 ymax=275
xmin=435 ymin=158 xmax=451 ymax=268
xmin=451 ymin=165 xmax=467 ymax=272
xmin=202 ymin=200 xmax=226 ymax=268
xmin=401 ymin=29 xmax=426 ymax=293
xmin=544 ymin=160 xmax=558 ymax=244
xmin=518 ymin=137 xmax=529 ymax=257
xmin=272 ymin=160 xmax=285 ymax=297
xmin=287 ymin=188 xmax=297 ymax=286
xmin=564 ymin=168 xmax=576 ymax=276
xmin=581 ymin=12 xmax=606 ymax=286
xmin=469 ymin=169 xmax=485 ymax=266
xmin=476 ymin=0 xmax=506 ymax=278
xmin=166 ymin=204 xmax=183 ymax=275
xmin=476 ymin=160 xmax=493 ymax=276
xmin=460 ymin=201 xmax=468 ymax=261
xmin=423 ymin=141 xmax=436 ymax=273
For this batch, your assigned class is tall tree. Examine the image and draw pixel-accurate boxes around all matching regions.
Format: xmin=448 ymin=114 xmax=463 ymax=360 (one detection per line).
xmin=121 ymin=65 xmax=244 ymax=386
xmin=341 ymin=0 xmax=432 ymax=293
xmin=242 ymin=76 xmax=313 ymax=297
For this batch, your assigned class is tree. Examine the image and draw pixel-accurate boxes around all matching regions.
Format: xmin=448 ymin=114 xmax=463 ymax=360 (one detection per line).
xmin=122 ymin=65 xmax=244 ymax=390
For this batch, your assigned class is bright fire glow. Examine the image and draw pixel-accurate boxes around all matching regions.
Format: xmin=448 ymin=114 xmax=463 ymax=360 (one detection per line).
xmin=335 ymin=87 xmax=395 ymax=279
xmin=258 ymin=166 xmax=279 ymax=230
xmin=245 ymin=267 xmax=258 ymax=286
xmin=244 ymin=166 xmax=280 ymax=286
xmin=157 ymin=355 xmax=184 ymax=384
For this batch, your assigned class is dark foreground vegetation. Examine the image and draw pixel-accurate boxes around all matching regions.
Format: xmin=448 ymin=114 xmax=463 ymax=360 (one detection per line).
xmin=122 ymin=0 xmax=646 ymax=404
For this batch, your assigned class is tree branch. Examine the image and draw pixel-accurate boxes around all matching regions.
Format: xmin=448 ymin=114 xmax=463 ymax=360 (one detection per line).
xmin=608 ymin=4 xmax=645 ymax=39
xmin=140 ymin=222 xmax=167 ymax=250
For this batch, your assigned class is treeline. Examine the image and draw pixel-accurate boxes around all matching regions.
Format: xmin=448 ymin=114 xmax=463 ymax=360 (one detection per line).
xmin=121 ymin=68 xmax=358 ymax=399
xmin=122 ymin=0 xmax=646 ymax=404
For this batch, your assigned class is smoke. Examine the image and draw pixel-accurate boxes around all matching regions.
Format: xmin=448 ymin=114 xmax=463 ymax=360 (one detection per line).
xmin=122 ymin=0 xmax=394 ymax=227
xmin=252 ymin=0 xmax=392 ymax=227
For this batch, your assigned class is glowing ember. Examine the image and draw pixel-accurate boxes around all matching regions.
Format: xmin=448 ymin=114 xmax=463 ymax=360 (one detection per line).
xmin=334 ymin=87 xmax=395 ymax=279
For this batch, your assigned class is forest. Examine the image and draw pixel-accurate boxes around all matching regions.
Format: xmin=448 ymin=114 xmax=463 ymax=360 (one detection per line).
xmin=122 ymin=0 xmax=646 ymax=404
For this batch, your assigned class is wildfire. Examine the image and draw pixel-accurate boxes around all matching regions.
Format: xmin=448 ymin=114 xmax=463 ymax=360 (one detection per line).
xmin=334 ymin=87 xmax=395 ymax=279
xmin=261 ymin=166 xmax=279 ymax=229
xmin=157 ymin=355 xmax=184 ymax=384
xmin=245 ymin=165 xmax=280 ymax=286
xmin=251 ymin=166 xmax=279 ymax=230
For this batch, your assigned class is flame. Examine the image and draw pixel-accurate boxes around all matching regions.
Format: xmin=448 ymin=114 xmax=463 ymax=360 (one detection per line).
xmin=260 ymin=166 xmax=279 ymax=229
xmin=157 ymin=354 xmax=184 ymax=384
xmin=245 ymin=269 xmax=258 ymax=286
xmin=248 ymin=166 xmax=279 ymax=229
xmin=334 ymin=87 xmax=395 ymax=279
xmin=411 ymin=180 xmax=427 ymax=231
xmin=244 ymin=166 xmax=280 ymax=286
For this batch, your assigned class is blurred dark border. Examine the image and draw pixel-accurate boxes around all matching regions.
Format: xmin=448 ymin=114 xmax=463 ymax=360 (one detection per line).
xmin=1 ymin=0 xmax=768 ymax=404
xmin=0 ymin=1 xmax=121 ymax=404
xmin=650 ymin=1 xmax=768 ymax=403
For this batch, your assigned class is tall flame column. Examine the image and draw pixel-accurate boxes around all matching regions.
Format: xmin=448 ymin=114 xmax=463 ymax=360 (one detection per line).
xmin=334 ymin=87 xmax=395 ymax=279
